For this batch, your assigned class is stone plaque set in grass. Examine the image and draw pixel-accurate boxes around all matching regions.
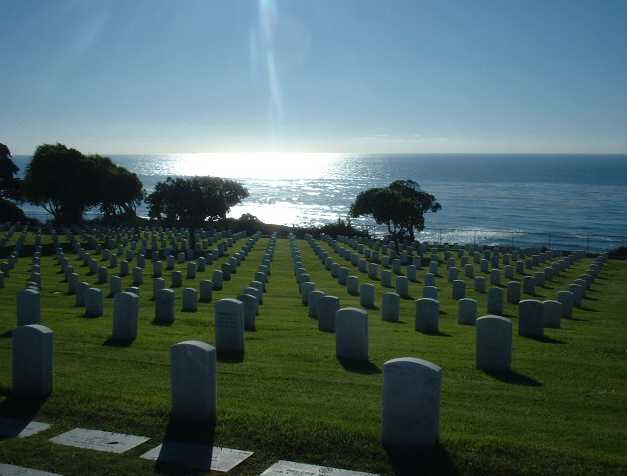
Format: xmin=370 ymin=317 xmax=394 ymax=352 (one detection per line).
xmin=0 ymin=464 xmax=62 ymax=476
xmin=260 ymin=460 xmax=378 ymax=476
xmin=49 ymin=428 xmax=150 ymax=454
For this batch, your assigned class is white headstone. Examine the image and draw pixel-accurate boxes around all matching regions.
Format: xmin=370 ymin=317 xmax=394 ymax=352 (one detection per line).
xmin=507 ymin=281 xmax=521 ymax=304
xmin=346 ymin=275 xmax=359 ymax=296
xmin=112 ymin=291 xmax=139 ymax=342
xmin=171 ymin=340 xmax=216 ymax=422
xmin=153 ymin=277 xmax=166 ymax=298
xmin=319 ymin=295 xmax=340 ymax=332
xmin=171 ymin=270 xmax=182 ymax=288
xmin=452 ymin=280 xmax=465 ymax=300
xmin=155 ymin=288 xmax=176 ymax=324
xmin=474 ymin=276 xmax=486 ymax=293
xmin=557 ymin=291 xmax=573 ymax=318
xmin=17 ymin=288 xmax=41 ymax=326
xmin=487 ymin=287 xmax=504 ymax=315
xmin=109 ymin=275 xmax=122 ymax=296
xmin=422 ymin=286 xmax=438 ymax=300
xmin=406 ymin=265 xmax=417 ymax=282
xmin=381 ymin=292 xmax=400 ymax=322
xmin=238 ymin=293 xmax=258 ymax=331
xmin=13 ymin=324 xmax=53 ymax=398
xmin=518 ymin=299 xmax=544 ymax=337
xmin=186 ymin=262 xmax=197 ymax=279
xmin=458 ymin=298 xmax=477 ymax=325
xmin=200 ymin=279 xmax=213 ymax=302
xmin=380 ymin=270 xmax=393 ymax=288
xmin=301 ymin=281 xmax=316 ymax=305
xmin=523 ymin=276 xmax=535 ymax=295
xmin=212 ymin=270 xmax=223 ymax=290
xmin=415 ymin=298 xmax=439 ymax=334
xmin=215 ymin=298 xmax=245 ymax=354
xmin=382 ymin=357 xmax=442 ymax=449
xmin=543 ymin=300 xmax=562 ymax=329
xmin=308 ymin=290 xmax=324 ymax=319
xmin=182 ymin=288 xmax=198 ymax=312
xmin=335 ymin=308 xmax=368 ymax=361
xmin=359 ymin=284 xmax=375 ymax=308
xmin=476 ymin=315 xmax=512 ymax=372
xmin=85 ymin=288 xmax=103 ymax=318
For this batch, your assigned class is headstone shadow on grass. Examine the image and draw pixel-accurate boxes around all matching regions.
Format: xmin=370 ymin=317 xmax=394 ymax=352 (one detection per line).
xmin=337 ymin=357 xmax=381 ymax=374
xmin=0 ymin=391 xmax=47 ymax=437
xmin=217 ymin=350 xmax=244 ymax=363
xmin=103 ymin=337 xmax=134 ymax=348
xmin=418 ymin=330 xmax=452 ymax=337
xmin=528 ymin=335 xmax=565 ymax=345
xmin=564 ymin=316 xmax=588 ymax=322
xmin=152 ymin=417 xmax=217 ymax=475
xmin=484 ymin=369 xmax=542 ymax=387
xmin=152 ymin=319 xmax=174 ymax=327
xmin=386 ymin=443 xmax=458 ymax=476
xmin=0 ymin=330 xmax=12 ymax=338
xmin=578 ymin=305 xmax=599 ymax=312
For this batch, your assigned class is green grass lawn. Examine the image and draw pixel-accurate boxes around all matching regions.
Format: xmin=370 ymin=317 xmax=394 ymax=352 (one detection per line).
xmin=1 ymin=233 xmax=626 ymax=475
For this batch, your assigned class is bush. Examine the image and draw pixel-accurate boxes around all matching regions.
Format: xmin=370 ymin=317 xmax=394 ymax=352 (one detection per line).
xmin=0 ymin=198 xmax=28 ymax=223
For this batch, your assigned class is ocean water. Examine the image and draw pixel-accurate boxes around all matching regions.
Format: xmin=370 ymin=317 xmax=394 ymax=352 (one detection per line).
xmin=13 ymin=153 xmax=627 ymax=251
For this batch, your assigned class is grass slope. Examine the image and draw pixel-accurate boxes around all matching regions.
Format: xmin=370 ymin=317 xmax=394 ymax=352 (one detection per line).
xmin=0 ymin=234 xmax=626 ymax=475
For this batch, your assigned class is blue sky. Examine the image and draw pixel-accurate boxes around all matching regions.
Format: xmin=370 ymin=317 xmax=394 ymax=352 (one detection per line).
xmin=1 ymin=0 xmax=626 ymax=154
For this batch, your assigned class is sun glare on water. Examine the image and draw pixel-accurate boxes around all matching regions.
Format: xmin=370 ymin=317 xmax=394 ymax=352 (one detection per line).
xmin=169 ymin=152 xmax=344 ymax=180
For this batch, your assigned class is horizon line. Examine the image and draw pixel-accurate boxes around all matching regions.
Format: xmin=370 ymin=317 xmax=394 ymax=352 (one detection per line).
xmin=11 ymin=151 xmax=627 ymax=157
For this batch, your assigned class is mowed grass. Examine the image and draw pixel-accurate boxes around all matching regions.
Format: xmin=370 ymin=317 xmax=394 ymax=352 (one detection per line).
xmin=0 ymin=233 xmax=626 ymax=475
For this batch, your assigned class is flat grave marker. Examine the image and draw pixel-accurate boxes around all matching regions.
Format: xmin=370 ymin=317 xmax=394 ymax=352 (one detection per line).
xmin=140 ymin=443 xmax=253 ymax=472
xmin=0 ymin=464 xmax=61 ymax=476
xmin=260 ymin=460 xmax=378 ymax=476
xmin=49 ymin=428 xmax=150 ymax=454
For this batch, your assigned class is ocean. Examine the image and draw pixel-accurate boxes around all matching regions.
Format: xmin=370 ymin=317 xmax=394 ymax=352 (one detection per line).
xmin=12 ymin=153 xmax=627 ymax=251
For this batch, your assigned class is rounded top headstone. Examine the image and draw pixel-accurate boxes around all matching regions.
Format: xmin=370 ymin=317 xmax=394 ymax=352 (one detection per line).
xmin=215 ymin=298 xmax=243 ymax=312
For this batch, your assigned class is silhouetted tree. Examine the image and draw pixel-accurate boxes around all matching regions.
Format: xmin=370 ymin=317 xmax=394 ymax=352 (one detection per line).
xmin=350 ymin=179 xmax=441 ymax=250
xmin=94 ymin=156 xmax=144 ymax=220
xmin=146 ymin=176 xmax=249 ymax=228
xmin=388 ymin=179 xmax=441 ymax=241
xmin=22 ymin=143 xmax=144 ymax=224
xmin=0 ymin=143 xmax=21 ymax=200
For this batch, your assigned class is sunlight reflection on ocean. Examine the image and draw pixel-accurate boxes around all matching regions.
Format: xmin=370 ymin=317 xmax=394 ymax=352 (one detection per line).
xmin=13 ymin=152 xmax=627 ymax=250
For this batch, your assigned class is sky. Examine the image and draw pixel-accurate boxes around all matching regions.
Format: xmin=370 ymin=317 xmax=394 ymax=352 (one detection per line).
xmin=1 ymin=0 xmax=627 ymax=155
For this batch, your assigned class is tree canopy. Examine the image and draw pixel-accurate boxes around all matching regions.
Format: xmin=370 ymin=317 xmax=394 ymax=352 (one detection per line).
xmin=22 ymin=143 xmax=144 ymax=224
xmin=0 ymin=143 xmax=21 ymax=200
xmin=145 ymin=176 xmax=249 ymax=228
xmin=350 ymin=179 xmax=441 ymax=246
